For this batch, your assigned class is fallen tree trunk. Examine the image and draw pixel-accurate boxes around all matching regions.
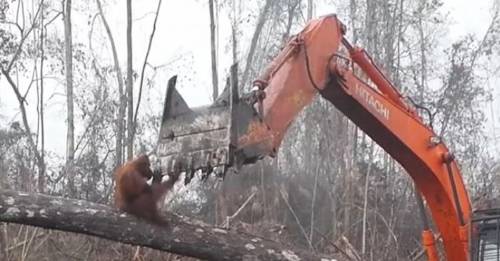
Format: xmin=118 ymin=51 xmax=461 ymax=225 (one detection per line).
xmin=0 ymin=189 xmax=346 ymax=261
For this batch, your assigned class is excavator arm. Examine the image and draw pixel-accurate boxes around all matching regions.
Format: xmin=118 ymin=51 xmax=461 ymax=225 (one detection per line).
xmin=158 ymin=15 xmax=474 ymax=260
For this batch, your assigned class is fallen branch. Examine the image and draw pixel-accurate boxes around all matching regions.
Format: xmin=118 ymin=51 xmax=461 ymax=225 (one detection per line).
xmin=280 ymin=187 xmax=315 ymax=251
xmin=0 ymin=189 xmax=346 ymax=261
xmin=223 ymin=191 xmax=257 ymax=229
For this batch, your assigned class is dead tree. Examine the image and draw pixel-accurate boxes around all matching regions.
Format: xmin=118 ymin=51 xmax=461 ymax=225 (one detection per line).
xmin=126 ymin=0 xmax=134 ymax=160
xmin=209 ymin=0 xmax=219 ymax=101
xmin=63 ymin=0 xmax=76 ymax=195
xmin=95 ymin=0 xmax=126 ymax=169
xmin=0 ymin=189 xmax=347 ymax=261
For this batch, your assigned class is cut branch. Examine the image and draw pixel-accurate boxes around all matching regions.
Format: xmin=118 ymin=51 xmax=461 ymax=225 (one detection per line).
xmin=0 ymin=189 xmax=345 ymax=261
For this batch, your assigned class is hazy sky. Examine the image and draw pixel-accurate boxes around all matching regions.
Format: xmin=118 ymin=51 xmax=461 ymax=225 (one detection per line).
xmin=0 ymin=0 xmax=498 ymax=156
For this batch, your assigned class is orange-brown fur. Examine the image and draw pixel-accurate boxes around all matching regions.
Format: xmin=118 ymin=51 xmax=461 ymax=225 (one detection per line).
xmin=114 ymin=155 xmax=179 ymax=224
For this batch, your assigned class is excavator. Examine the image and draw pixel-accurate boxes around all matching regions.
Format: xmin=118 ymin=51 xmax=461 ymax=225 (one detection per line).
xmin=156 ymin=14 xmax=499 ymax=261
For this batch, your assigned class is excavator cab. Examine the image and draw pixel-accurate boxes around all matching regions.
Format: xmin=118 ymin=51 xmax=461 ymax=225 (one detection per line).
xmin=471 ymin=209 xmax=500 ymax=261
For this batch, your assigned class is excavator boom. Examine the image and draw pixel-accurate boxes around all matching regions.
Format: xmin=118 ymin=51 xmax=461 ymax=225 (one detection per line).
xmin=158 ymin=14 xmax=479 ymax=260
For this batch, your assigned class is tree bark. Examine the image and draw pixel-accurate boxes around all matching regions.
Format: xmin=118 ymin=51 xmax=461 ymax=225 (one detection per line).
xmin=230 ymin=0 xmax=239 ymax=65
xmin=63 ymin=0 xmax=75 ymax=195
xmin=0 ymin=189 xmax=346 ymax=261
xmin=126 ymin=0 xmax=134 ymax=160
xmin=38 ymin=0 xmax=46 ymax=193
xmin=0 ymin=224 xmax=5 ymax=260
xmin=95 ymin=0 xmax=125 ymax=169
xmin=349 ymin=0 xmax=358 ymax=43
xmin=231 ymin=21 xmax=237 ymax=66
xmin=417 ymin=1 xmax=426 ymax=98
xmin=361 ymin=142 xmax=374 ymax=257
xmin=208 ymin=0 xmax=218 ymax=101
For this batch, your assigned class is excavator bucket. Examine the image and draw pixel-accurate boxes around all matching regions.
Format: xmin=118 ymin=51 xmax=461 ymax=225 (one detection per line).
xmin=158 ymin=76 xmax=232 ymax=179
xmin=157 ymin=65 xmax=260 ymax=182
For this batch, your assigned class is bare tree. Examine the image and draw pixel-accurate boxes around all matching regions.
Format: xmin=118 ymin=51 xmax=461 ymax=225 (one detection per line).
xmin=38 ymin=0 xmax=46 ymax=192
xmin=126 ymin=0 xmax=134 ymax=160
xmin=63 ymin=0 xmax=75 ymax=194
xmin=0 ymin=3 xmax=45 ymax=192
xmin=361 ymin=142 xmax=374 ymax=258
xmin=209 ymin=0 xmax=218 ymax=101
xmin=241 ymin=0 xmax=273 ymax=88
xmin=230 ymin=0 xmax=240 ymax=65
xmin=134 ymin=0 xmax=163 ymax=133
xmin=96 ymin=0 xmax=126 ymax=169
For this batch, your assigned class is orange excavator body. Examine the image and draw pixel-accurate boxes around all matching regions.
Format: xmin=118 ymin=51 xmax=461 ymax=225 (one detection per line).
xmin=158 ymin=15 xmax=482 ymax=260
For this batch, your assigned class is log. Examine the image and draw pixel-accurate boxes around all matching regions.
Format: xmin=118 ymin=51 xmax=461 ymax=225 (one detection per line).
xmin=0 ymin=189 xmax=346 ymax=261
